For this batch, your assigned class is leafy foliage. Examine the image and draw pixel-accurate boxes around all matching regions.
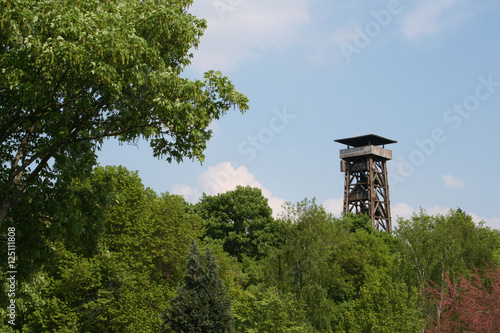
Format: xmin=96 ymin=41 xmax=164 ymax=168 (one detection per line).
xmin=0 ymin=0 xmax=249 ymax=227
xmin=3 ymin=2 xmax=500 ymax=332
xmin=268 ymin=199 xmax=339 ymax=331
xmin=394 ymin=209 xmax=500 ymax=292
xmin=232 ymin=286 xmax=315 ymax=333
xmin=198 ymin=186 xmax=286 ymax=261
xmin=339 ymin=276 xmax=424 ymax=332
xmin=426 ymin=265 xmax=500 ymax=332
xmin=164 ymin=241 xmax=233 ymax=333
xmin=1 ymin=166 xmax=499 ymax=332
xmin=0 ymin=166 xmax=202 ymax=331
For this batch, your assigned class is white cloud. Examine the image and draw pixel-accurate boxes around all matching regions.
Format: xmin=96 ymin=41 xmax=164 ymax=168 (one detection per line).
xmin=470 ymin=214 xmax=500 ymax=230
xmin=321 ymin=200 xmax=448 ymax=222
xmin=390 ymin=203 xmax=500 ymax=230
xmin=442 ymin=174 xmax=465 ymax=188
xmin=171 ymin=183 xmax=198 ymax=202
xmin=188 ymin=0 xmax=310 ymax=72
xmin=426 ymin=207 xmax=500 ymax=230
xmin=400 ymin=0 xmax=466 ymax=41
xmin=267 ymin=196 xmax=287 ymax=218
xmin=322 ymin=197 xmax=344 ymax=215
xmin=171 ymin=161 xmax=286 ymax=217
xmin=392 ymin=202 xmax=415 ymax=219
xmin=426 ymin=205 xmax=452 ymax=216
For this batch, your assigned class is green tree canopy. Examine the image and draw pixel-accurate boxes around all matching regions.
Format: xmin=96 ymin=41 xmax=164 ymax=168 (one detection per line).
xmin=394 ymin=209 xmax=500 ymax=292
xmin=0 ymin=0 xmax=249 ymax=227
xmin=339 ymin=277 xmax=424 ymax=333
xmin=268 ymin=199 xmax=339 ymax=331
xmin=164 ymin=241 xmax=233 ymax=333
xmin=197 ymin=186 xmax=286 ymax=261
xmin=0 ymin=166 xmax=204 ymax=331
xmin=232 ymin=286 xmax=315 ymax=333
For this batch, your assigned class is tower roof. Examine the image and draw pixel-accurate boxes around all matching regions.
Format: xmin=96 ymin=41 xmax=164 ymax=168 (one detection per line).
xmin=335 ymin=134 xmax=397 ymax=148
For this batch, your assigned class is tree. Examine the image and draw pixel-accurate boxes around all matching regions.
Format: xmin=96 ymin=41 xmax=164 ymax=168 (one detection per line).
xmin=0 ymin=166 xmax=204 ymax=331
xmin=164 ymin=241 xmax=233 ymax=333
xmin=426 ymin=266 xmax=500 ymax=332
xmin=266 ymin=201 xmax=424 ymax=332
xmin=394 ymin=209 xmax=500 ymax=294
xmin=232 ymin=286 xmax=315 ymax=333
xmin=198 ymin=186 xmax=285 ymax=261
xmin=339 ymin=276 xmax=424 ymax=332
xmin=0 ymin=0 xmax=249 ymax=227
xmin=393 ymin=209 xmax=500 ymax=331
xmin=268 ymin=199 xmax=339 ymax=331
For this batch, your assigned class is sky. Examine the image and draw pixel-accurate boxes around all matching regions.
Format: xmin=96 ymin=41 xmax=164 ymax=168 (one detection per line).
xmin=98 ymin=0 xmax=500 ymax=230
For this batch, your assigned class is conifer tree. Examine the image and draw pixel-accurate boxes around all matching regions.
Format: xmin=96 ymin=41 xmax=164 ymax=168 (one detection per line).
xmin=164 ymin=241 xmax=233 ymax=333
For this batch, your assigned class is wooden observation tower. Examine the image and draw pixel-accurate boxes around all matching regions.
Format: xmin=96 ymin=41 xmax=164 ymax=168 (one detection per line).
xmin=335 ymin=134 xmax=396 ymax=233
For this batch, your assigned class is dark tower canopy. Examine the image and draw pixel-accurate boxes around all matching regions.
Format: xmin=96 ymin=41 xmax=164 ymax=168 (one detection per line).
xmin=335 ymin=134 xmax=397 ymax=148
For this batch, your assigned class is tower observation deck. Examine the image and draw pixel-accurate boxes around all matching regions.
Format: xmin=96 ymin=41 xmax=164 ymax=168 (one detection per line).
xmin=335 ymin=134 xmax=396 ymax=232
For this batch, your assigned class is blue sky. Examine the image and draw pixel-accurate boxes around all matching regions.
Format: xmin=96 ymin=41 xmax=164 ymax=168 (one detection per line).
xmin=98 ymin=0 xmax=500 ymax=229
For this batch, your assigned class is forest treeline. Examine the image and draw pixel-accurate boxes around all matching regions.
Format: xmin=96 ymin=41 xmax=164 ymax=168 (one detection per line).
xmin=3 ymin=1 xmax=498 ymax=331
xmin=1 ymin=165 xmax=499 ymax=332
